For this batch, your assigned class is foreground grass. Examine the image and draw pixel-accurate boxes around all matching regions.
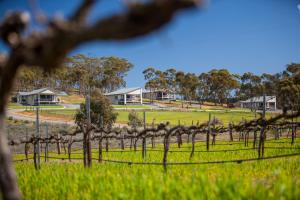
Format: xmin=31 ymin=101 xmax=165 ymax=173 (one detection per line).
xmin=14 ymin=139 xmax=300 ymax=199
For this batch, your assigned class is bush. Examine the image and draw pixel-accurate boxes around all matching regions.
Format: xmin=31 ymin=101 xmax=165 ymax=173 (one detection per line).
xmin=75 ymin=90 xmax=118 ymax=129
xmin=128 ymin=110 xmax=143 ymax=128
xmin=8 ymin=116 xmax=13 ymax=121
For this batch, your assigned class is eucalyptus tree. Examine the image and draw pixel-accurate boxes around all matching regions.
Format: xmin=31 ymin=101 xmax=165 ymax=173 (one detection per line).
xmin=238 ymin=72 xmax=263 ymax=100
xmin=278 ymin=63 xmax=300 ymax=113
xmin=68 ymin=55 xmax=133 ymax=94
xmin=164 ymin=68 xmax=177 ymax=100
xmin=143 ymin=67 xmax=157 ymax=103
xmin=203 ymin=69 xmax=239 ymax=105
xmin=198 ymin=72 xmax=210 ymax=106
xmin=176 ymin=71 xmax=199 ymax=107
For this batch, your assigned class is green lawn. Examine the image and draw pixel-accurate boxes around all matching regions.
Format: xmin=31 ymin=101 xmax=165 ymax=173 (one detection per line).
xmin=117 ymin=110 xmax=269 ymax=125
xmin=112 ymin=105 xmax=151 ymax=109
xmin=19 ymin=109 xmax=269 ymax=125
xmin=14 ymin=138 xmax=300 ymax=199
xmin=8 ymin=103 xmax=64 ymax=109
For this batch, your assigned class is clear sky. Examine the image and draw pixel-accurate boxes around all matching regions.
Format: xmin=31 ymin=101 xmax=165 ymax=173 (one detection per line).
xmin=1 ymin=0 xmax=300 ymax=87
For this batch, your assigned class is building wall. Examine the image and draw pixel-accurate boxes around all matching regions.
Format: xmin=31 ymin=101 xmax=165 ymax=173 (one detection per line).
xmin=143 ymin=92 xmax=154 ymax=100
xmin=18 ymin=94 xmax=59 ymax=105
xmin=106 ymin=95 xmax=119 ymax=105
xmin=143 ymin=91 xmax=175 ymax=100
xmin=106 ymin=91 xmax=143 ymax=105
xmin=241 ymin=101 xmax=276 ymax=110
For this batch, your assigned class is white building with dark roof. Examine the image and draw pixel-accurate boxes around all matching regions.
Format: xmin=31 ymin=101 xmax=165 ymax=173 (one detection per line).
xmin=240 ymin=96 xmax=276 ymax=110
xmin=104 ymin=87 xmax=143 ymax=105
xmin=17 ymin=88 xmax=60 ymax=105
xmin=143 ymin=89 xmax=176 ymax=101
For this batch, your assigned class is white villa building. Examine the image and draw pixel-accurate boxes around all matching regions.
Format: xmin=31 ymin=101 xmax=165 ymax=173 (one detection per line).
xmin=17 ymin=88 xmax=60 ymax=105
xmin=143 ymin=89 xmax=176 ymax=101
xmin=240 ymin=96 xmax=277 ymax=111
xmin=104 ymin=87 xmax=143 ymax=105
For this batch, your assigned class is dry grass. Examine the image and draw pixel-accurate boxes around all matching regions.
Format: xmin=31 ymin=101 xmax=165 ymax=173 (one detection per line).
xmin=60 ymin=95 xmax=85 ymax=104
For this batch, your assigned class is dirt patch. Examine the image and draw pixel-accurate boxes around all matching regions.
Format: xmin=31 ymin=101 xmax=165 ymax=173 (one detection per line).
xmin=17 ymin=111 xmax=73 ymax=123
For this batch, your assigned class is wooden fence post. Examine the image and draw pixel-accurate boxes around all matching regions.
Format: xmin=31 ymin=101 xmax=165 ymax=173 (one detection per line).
xmin=25 ymin=128 xmax=29 ymax=161
xmin=163 ymin=134 xmax=170 ymax=172
xmin=258 ymin=94 xmax=266 ymax=158
xmin=142 ymin=137 xmax=146 ymax=159
xmin=189 ymin=132 xmax=196 ymax=159
xmin=98 ymin=137 xmax=103 ymax=163
xmin=121 ymin=133 xmax=125 ymax=150
xmin=83 ymin=132 xmax=87 ymax=167
xmin=67 ymin=136 xmax=73 ymax=162
xmin=229 ymin=122 xmax=233 ymax=142
xmin=291 ymin=123 xmax=295 ymax=145
xmin=45 ymin=124 xmax=49 ymax=162
xmin=142 ymin=111 xmax=147 ymax=158
xmin=62 ymin=142 xmax=67 ymax=155
xmin=25 ymin=142 xmax=29 ymax=161
xmin=134 ymin=137 xmax=138 ymax=151
xmin=151 ymin=120 xmax=155 ymax=148
xmin=207 ymin=113 xmax=211 ymax=151
xmin=105 ymin=137 xmax=109 ymax=152
xmin=34 ymin=104 xmax=41 ymax=170
xmin=253 ymin=130 xmax=257 ymax=149
xmin=56 ymin=132 xmax=61 ymax=155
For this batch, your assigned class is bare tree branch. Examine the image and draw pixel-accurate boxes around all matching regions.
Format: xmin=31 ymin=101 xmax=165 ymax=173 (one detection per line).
xmin=0 ymin=117 xmax=21 ymax=200
xmin=70 ymin=0 xmax=96 ymax=24
xmin=0 ymin=1 xmax=200 ymax=199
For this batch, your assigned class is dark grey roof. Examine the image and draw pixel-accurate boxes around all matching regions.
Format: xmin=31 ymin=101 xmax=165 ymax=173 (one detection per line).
xmin=105 ymin=87 xmax=141 ymax=96
xmin=18 ymin=88 xmax=55 ymax=96
xmin=241 ymin=96 xmax=276 ymax=103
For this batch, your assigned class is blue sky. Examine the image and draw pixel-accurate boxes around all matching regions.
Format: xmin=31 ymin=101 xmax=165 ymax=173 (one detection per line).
xmin=1 ymin=0 xmax=300 ymax=87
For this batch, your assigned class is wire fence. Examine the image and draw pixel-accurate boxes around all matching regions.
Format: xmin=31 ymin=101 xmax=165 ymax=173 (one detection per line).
xmin=13 ymin=152 xmax=300 ymax=166
xmin=9 ymin=113 xmax=300 ymax=170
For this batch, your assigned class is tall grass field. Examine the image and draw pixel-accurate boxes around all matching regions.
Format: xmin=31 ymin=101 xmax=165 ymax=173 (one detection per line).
xmin=14 ymin=138 xmax=300 ymax=199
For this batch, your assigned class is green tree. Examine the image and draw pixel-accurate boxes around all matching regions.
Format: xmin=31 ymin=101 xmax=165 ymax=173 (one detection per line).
xmin=203 ymin=69 xmax=239 ymax=105
xmin=143 ymin=67 xmax=158 ymax=103
xmin=278 ymin=63 xmax=300 ymax=113
xmin=176 ymin=71 xmax=199 ymax=107
xmin=164 ymin=68 xmax=177 ymax=100
xmin=75 ymin=90 xmax=118 ymax=129
xmin=238 ymin=72 xmax=263 ymax=101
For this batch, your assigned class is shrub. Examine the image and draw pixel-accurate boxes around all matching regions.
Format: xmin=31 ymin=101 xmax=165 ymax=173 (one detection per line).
xmin=128 ymin=110 xmax=143 ymax=128
xmin=75 ymin=90 xmax=118 ymax=129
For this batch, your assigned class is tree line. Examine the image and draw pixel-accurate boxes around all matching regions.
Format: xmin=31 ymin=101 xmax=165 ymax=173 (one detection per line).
xmin=14 ymin=54 xmax=133 ymax=95
xmin=143 ymin=64 xmax=300 ymax=111
xmin=15 ymin=55 xmax=300 ymax=112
